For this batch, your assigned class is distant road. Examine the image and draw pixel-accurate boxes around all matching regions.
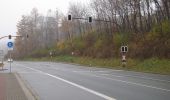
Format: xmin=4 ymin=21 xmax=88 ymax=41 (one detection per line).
xmin=3 ymin=61 xmax=170 ymax=100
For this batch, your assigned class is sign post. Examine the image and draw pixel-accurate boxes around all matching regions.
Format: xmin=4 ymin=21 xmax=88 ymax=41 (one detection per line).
xmin=121 ymin=46 xmax=128 ymax=67
xmin=50 ymin=51 xmax=52 ymax=58
xmin=7 ymin=42 xmax=13 ymax=73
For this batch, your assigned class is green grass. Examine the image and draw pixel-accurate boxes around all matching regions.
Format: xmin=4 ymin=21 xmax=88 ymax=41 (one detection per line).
xmin=132 ymin=58 xmax=170 ymax=74
xmin=23 ymin=56 xmax=170 ymax=75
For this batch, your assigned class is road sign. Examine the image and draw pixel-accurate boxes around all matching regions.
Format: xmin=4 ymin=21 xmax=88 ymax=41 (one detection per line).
xmin=7 ymin=42 xmax=13 ymax=48
xmin=121 ymin=46 xmax=128 ymax=52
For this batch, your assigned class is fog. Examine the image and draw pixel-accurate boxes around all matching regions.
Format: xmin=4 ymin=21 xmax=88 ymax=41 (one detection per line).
xmin=0 ymin=0 xmax=89 ymax=53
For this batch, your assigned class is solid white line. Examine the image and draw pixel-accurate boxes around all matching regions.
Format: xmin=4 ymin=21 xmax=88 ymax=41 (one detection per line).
xmin=24 ymin=66 xmax=116 ymax=100
xmin=19 ymin=72 xmax=42 ymax=74
xmin=81 ymin=73 xmax=170 ymax=92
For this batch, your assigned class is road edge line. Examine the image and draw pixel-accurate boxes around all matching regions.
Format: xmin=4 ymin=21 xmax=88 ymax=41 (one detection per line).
xmin=26 ymin=66 xmax=116 ymax=100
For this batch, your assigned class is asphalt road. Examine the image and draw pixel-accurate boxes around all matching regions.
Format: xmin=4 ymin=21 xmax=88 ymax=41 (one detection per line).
xmin=2 ymin=61 xmax=170 ymax=100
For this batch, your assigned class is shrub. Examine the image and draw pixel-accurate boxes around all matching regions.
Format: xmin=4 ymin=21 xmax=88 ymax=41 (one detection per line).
xmin=130 ymin=20 xmax=170 ymax=59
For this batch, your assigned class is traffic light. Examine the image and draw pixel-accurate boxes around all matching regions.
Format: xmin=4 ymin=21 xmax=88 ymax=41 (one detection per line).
xmin=8 ymin=35 xmax=11 ymax=39
xmin=68 ymin=15 xmax=72 ymax=21
xmin=89 ymin=17 xmax=92 ymax=23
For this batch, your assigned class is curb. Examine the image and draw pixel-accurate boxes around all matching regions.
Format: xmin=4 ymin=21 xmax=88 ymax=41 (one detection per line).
xmin=14 ymin=73 xmax=39 ymax=100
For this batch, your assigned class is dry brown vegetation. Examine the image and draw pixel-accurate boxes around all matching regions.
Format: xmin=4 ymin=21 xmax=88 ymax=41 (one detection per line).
xmin=13 ymin=0 xmax=170 ymax=59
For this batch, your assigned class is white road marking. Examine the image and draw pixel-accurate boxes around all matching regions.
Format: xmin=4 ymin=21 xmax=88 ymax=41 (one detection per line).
xmin=19 ymin=72 xmax=42 ymax=74
xmin=73 ymin=70 xmax=111 ymax=73
xmin=101 ymin=74 xmax=124 ymax=78
xmin=45 ymin=63 xmax=170 ymax=83
xmin=16 ymin=63 xmax=170 ymax=92
xmin=43 ymin=66 xmax=170 ymax=84
xmin=78 ymin=73 xmax=170 ymax=92
xmin=101 ymin=74 xmax=170 ymax=83
xmin=24 ymin=66 xmax=116 ymax=100
xmin=122 ymin=74 xmax=170 ymax=83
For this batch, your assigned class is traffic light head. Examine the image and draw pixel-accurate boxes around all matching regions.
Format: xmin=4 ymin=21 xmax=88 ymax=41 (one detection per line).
xmin=68 ymin=15 xmax=72 ymax=21
xmin=8 ymin=35 xmax=11 ymax=39
xmin=89 ymin=17 xmax=92 ymax=23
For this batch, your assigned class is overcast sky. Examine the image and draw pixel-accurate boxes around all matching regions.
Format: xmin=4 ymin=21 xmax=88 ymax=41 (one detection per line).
xmin=0 ymin=0 xmax=90 ymax=51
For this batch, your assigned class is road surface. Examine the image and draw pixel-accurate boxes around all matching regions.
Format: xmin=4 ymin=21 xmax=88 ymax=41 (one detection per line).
xmin=2 ymin=61 xmax=170 ymax=100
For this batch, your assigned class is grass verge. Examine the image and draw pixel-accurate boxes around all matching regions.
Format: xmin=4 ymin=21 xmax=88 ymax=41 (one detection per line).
xmin=23 ymin=56 xmax=170 ymax=75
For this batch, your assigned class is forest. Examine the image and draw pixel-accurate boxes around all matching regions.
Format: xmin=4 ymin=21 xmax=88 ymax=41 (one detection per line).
xmin=13 ymin=0 xmax=170 ymax=60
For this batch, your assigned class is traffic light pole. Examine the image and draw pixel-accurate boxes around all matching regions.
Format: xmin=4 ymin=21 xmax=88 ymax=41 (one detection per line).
xmin=68 ymin=15 xmax=93 ymax=22
xmin=0 ymin=36 xmax=8 ymax=40
xmin=0 ymin=35 xmax=23 ymax=40
xmin=0 ymin=34 xmax=29 ymax=73
xmin=68 ymin=15 xmax=120 ymax=24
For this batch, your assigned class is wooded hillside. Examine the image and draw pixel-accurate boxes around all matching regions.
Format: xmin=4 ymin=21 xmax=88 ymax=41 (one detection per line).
xmin=13 ymin=0 xmax=170 ymax=59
